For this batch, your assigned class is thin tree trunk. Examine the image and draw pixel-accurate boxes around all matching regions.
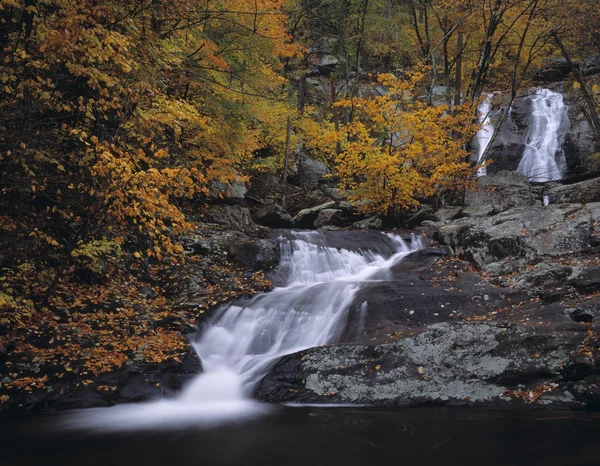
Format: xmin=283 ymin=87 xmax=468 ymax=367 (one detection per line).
xmin=281 ymin=116 xmax=292 ymax=209
xmin=454 ymin=31 xmax=463 ymax=107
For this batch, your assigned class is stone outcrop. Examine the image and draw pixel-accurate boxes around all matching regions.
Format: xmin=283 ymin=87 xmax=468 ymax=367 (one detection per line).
xmin=255 ymin=321 xmax=594 ymax=409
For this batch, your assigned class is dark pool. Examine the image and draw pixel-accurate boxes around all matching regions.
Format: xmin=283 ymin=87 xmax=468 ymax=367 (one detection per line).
xmin=1 ymin=407 xmax=599 ymax=466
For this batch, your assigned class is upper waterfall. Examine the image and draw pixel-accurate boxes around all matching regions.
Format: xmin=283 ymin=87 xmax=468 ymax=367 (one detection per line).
xmin=64 ymin=231 xmax=422 ymax=431
xmin=475 ymin=94 xmax=496 ymax=177
xmin=516 ymin=88 xmax=569 ymax=182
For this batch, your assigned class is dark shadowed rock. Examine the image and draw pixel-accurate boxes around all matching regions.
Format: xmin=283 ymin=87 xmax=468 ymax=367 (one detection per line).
xmin=253 ymin=204 xmax=294 ymax=228
xmin=533 ymin=58 xmax=574 ymax=82
xmin=14 ymin=347 xmax=201 ymax=412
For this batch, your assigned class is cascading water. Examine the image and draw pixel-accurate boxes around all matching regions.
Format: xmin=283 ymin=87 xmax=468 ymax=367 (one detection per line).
xmin=475 ymin=94 xmax=496 ymax=177
xmin=65 ymin=231 xmax=422 ymax=431
xmin=517 ymin=88 xmax=568 ymax=182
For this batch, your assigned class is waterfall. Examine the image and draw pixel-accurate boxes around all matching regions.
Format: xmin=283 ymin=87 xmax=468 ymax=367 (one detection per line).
xmin=517 ymin=88 xmax=568 ymax=182
xmin=65 ymin=231 xmax=422 ymax=431
xmin=475 ymin=94 xmax=495 ymax=177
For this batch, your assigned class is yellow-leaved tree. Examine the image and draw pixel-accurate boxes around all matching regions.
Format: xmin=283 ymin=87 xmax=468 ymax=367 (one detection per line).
xmin=335 ymin=70 xmax=478 ymax=215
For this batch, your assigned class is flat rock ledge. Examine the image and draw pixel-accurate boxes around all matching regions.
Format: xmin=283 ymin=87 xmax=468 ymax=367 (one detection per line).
xmin=255 ymin=321 xmax=600 ymax=410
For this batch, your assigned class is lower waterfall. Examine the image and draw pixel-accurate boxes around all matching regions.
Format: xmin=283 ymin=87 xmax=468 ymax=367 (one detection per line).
xmin=65 ymin=231 xmax=422 ymax=430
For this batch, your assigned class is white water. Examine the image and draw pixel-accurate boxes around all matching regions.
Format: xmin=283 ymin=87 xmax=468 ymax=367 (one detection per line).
xmin=475 ymin=94 xmax=496 ymax=177
xmin=65 ymin=231 xmax=421 ymax=431
xmin=517 ymin=88 xmax=568 ymax=182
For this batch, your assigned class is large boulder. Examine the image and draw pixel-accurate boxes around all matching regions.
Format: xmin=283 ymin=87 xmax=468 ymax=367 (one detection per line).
xmin=293 ymin=201 xmax=336 ymax=229
xmin=465 ymin=171 xmax=535 ymax=212
xmin=205 ymin=205 xmax=253 ymax=228
xmin=253 ymin=204 xmax=294 ymax=228
xmin=255 ymin=321 xmax=588 ymax=408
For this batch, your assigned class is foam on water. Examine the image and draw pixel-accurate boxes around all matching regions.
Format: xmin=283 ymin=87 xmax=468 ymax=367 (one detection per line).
xmin=63 ymin=231 xmax=422 ymax=431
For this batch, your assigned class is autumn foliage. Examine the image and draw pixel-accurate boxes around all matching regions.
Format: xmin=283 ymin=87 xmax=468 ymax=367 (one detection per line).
xmin=0 ymin=0 xmax=294 ymax=403
xmin=335 ymin=71 xmax=477 ymax=215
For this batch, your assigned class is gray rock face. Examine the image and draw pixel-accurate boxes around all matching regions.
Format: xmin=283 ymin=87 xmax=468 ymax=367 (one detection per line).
xmin=293 ymin=201 xmax=336 ymax=229
xmin=545 ymin=177 xmax=600 ymax=204
xmin=465 ymin=171 xmax=534 ymax=212
xmin=255 ymin=321 xmax=587 ymax=407
xmin=206 ymin=205 xmax=253 ymax=228
xmin=253 ymin=204 xmax=294 ymax=228
xmin=436 ymin=202 xmax=597 ymax=273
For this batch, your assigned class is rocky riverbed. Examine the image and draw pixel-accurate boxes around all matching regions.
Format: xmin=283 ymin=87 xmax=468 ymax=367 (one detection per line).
xmin=255 ymin=171 xmax=600 ymax=411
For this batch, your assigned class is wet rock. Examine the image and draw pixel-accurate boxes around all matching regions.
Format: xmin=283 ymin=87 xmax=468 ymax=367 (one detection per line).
xmin=227 ymin=238 xmax=280 ymax=271
xmin=293 ymin=202 xmax=336 ymax=229
xmin=206 ymin=205 xmax=253 ymax=228
xmin=255 ymin=322 xmax=585 ymax=407
xmin=571 ymin=375 xmax=600 ymax=409
xmin=253 ymin=204 xmax=294 ymax=228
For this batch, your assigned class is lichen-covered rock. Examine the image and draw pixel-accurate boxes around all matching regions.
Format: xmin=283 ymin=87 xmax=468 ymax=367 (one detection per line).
xmin=255 ymin=321 xmax=589 ymax=408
